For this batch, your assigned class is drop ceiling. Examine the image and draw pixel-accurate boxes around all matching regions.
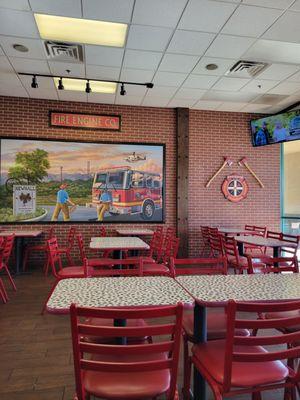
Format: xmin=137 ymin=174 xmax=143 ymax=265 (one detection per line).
xmin=1 ymin=0 xmax=300 ymax=113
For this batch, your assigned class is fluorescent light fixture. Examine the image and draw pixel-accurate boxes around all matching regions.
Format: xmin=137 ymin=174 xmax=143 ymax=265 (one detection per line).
xmin=53 ymin=78 xmax=117 ymax=94
xmin=35 ymin=14 xmax=127 ymax=47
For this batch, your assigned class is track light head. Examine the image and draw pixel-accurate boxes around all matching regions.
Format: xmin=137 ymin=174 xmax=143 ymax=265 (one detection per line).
xmin=31 ymin=75 xmax=38 ymax=89
xmin=85 ymin=80 xmax=92 ymax=93
xmin=58 ymin=77 xmax=64 ymax=90
xmin=146 ymin=82 xmax=154 ymax=89
xmin=120 ymin=83 xmax=126 ymax=96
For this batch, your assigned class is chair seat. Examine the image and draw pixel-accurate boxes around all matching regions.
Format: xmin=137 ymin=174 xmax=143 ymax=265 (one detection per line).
xmin=88 ymin=258 xmax=114 ymax=267
xmin=265 ymin=310 xmax=300 ymax=333
xmin=57 ymin=266 xmax=85 ymax=278
xmin=83 ymin=352 xmax=170 ymax=399
xmin=192 ymin=339 xmax=288 ymax=387
xmin=84 ymin=317 xmax=149 ymax=344
xmin=125 ymin=256 xmax=155 ymax=264
xmin=143 ymin=263 xmax=170 ymax=275
xmin=183 ymin=312 xmax=249 ymax=340
xmin=227 ymin=255 xmax=248 ymax=268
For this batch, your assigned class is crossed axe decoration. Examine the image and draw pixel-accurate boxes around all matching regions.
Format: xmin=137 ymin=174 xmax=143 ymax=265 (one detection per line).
xmin=205 ymin=156 xmax=264 ymax=188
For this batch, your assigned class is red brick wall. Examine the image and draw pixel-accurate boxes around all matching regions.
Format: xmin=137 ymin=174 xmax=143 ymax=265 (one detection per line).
xmin=189 ymin=110 xmax=281 ymax=256
xmin=0 ymin=97 xmax=281 ymax=262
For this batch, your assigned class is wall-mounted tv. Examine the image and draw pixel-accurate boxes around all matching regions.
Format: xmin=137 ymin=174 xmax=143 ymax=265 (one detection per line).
xmin=250 ymin=110 xmax=300 ymax=147
xmin=0 ymin=137 xmax=165 ymax=224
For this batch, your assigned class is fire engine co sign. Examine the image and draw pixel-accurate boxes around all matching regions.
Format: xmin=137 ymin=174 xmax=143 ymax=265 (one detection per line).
xmin=13 ymin=185 xmax=36 ymax=216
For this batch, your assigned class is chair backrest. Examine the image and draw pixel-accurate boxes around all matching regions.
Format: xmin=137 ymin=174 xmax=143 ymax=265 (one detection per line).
xmin=245 ymin=224 xmax=266 ymax=237
xmin=84 ymin=257 xmax=143 ymax=277
xmin=71 ymin=303 xmax=183 ymax=400
xmin=196 ymin=299 xmax=300 ymax=393
xmin=0 ymin=236 xmax=5 ymax=250
xmin=47 ymin=227 xmax=55 ymax=240
xmin=222 ymin=236 xmax=239 ymax=263
xmin=162 ymin=236 xmax=180 ymax=264
xmin=77 ymin=233 xmax=86 ymax=263
xmin=201 ymin=226 xmax=210 ymax=245
xmin=247 ymin=254 xmax=299 ymax=274
xmin=67 ymin=226 xmax=77 ymax=248
xmin=170 ymin=256 xmax=227 ymax=277
xmin=99 ymin=226 xmax=107 ymax=237
xmin=149 ymin=229 xmax=164 ymax=259
xmin=281 ymin=233 xmax=300 ymax=257
xmin=47 ymin=237 xmax=63 ymax=278
xmin=208 ymin=229 xmax=223 ymax=256
xmin=266 ymin=230 xmax=282 ymax=240
xmin=2 ymin=234 xmax=15 ymax=264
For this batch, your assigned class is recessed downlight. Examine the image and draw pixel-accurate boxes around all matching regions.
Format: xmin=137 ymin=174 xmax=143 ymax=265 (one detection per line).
xmin=205 ymin=63 xmax=218 ymax=71
xmin=13 ymin=44 xmax=29 ymax=53
xmin=34 ymin=14 xmax=127 ymax=47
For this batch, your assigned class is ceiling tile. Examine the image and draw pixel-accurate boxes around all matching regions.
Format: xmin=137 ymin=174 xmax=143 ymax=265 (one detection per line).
xmin=49 ymin=61 xmax=85 ymax=78
xmin=85 ymin=45 xmax=124 ymax=67
xmin=221 ymin=5 xmax=281 ymax=37
xmin=0 ymin=36 xmax=46 ymax=59
xmin=263 ymin=12 xmax=300 ymax=43
xmin=0 ymin=0 xmax=30 ymax=11
xmin=153 ymin=71 xmax=186 ymax=86
xmin=251 ymin=93 xmax=289 ymax=104
xmin=217 ymin=102 xmax=248 ymax=111
xmin=29 ymin=89 xmax=58 ymax=100
xmin=86 ymin=64 xmax=120 ymax=80
xmin=29 ymin=0 xmax=82 ymax=17
xmin=241 ymin=103 xmax=272 ymax=113
xmin=212 ymin=76 xmax=250 ymax=91
xmin=82 ymin=0 xmax=134 ymax=23
xmin=243 ymin=0 xmax=293 ymax=8
xmin=183 ymin=74 xmax=219 ymax=89
xmin=258 ymin=63 xmax=299 ymax=80
xmin=87 ymin=93 xmax=116 ymax=104
xmin=287 ymin=70 xmax=300 ymax=82
xmin=168 ymin=98 xmax=196 ymax=108
xmin=240 ymin=79 xmax=280 ymax=93
xmin=120 ymin=68 xmax=154 ymax=82
xmin=244 ymin=39 xmax=300 ymax=64
xmin=205 ymin=35 xmax=255 ymax=58
xmin=203 ymin=90 xmax=258 ymax=102
xmin=9 ymin=57 xmax=50 ymax=74
xmin=167 ymin=30 xmax=215 ymax=55
xmin=192 ymin=100 xmax=223 ymax=110
xmin=0 ymin=47 xmax=3 ymax=56
xmin=58 ymin=91 xmax=88 ymax=102
xmin=123 ymin=50 xmax=162 ymax=70
xmin=0 ymin=55 xmax=16 ymax=73
xmin=290 ymin=1 xmax=300 ymax=11
xmin=126 ymin=25 xmax=172 ymax=52
xmin=0 ymin=56 xmax=22 ymax=85
xmin=145 ymin=85 xmax=178 ymax=97
xmin=193 ymin=57 xmax=236 ymax=76
xmin=19 ymin=75 xmax=55 ymax=90
xmin=0 ymin=85 xmax=28 ymax=97
xmin=178 ymin=0 xmax=237 ymax=33
xmin=123 ymin=84 xmax=147 ymax=96
xmin=115 ymin=94 xmax=143 ymax=105
xmin=159 ymin=53 xmax=199 ymax=73
xmin=142 ymin=96 xmax=171 ymax=107
xmin=133 ymin=0 xmax=186 ymax=28
xmin=268 ymin=81 xmax=300 ymax=95
xmin=0 ymin=9 xmax=39 ymax=38
xmin=173 ymin=87 xmax=206 ymax=99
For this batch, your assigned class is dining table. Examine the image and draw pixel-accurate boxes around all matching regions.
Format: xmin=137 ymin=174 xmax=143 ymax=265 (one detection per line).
xmin=218 ymin=227 xmax=256 ymax=236
xmin=0 ymin=229 xmax=42 ymax=275
xmin=115 ymin=228 xmax=154 ymax=236
xmin=90 ymin=236 xmax=150 ymax=258
xmin=176 ymin=273 xmax=300 ymax=400
xmin=234 ymin=234 xmax=297 ymax=257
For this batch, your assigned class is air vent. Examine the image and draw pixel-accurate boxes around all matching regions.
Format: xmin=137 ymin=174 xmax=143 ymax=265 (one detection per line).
xmin=44 ymin=41 xmax=84 ymax=63
xmin=227 ymin=60 xmax=269 ymax=78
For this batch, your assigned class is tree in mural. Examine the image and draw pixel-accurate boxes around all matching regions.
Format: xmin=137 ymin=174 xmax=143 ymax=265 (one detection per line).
xmin=8 ymin=149 xmax=50 ymax=184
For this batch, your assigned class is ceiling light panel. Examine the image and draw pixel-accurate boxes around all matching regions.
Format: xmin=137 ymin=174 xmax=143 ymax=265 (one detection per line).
xmin=53 ymin=78 xmax=117 ymax=94
xmin=34 ymin=14 xmax=127 ymax=47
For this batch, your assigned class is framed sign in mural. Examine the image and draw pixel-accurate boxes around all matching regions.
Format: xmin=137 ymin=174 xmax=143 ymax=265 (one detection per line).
xmin=0 ymin=137 xmax=165 ymax=224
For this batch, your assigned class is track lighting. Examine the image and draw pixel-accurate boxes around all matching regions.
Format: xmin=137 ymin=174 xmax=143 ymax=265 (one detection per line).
xmin=120 ymin=83 xmax=126 ymax=96
xmin=58 ymin=77 xmax=64 ymax=90
xmin=85 ymin=80 xmax=91 ymax=93
xmin=31 ymin=75 xmax=38 ymax=88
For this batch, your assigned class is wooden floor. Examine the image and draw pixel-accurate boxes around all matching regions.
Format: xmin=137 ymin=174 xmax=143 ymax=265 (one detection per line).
xmin=0 ymin=269 xmax=291 ymax=400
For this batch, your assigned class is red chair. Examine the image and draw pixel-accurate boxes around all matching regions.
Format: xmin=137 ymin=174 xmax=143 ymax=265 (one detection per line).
xmin=84 ymin=257 xmax=143 ymax=277
xmin=244 ymin=224 xmax=267 ymax=254
xmin=142 ymin=236 xmax=179 ymax=276
xmin=77 ymin=233 xmax=114 ymax=271
xmin=247 ymin=254 xmax=298 ymax=274
xmin=0 ymin=277 xmax=8 ymax=303
xmin=41 ymin=237 xmax=85 ymax=314
xmin=209 ymin=229 xmax=224 ymax=257
xmin=0 ymin=234 xmax=17 ymax=292
xmin=200 ymin=226 xmax=210 ymax=256
xmin=23 ymin=227 xmax=54 ymax=272
xmin=187 ymin=299 xmax=300 ymax=400
xmin=58 ymin=226 xmax=77 ymax=265
xmin=280 ymin=233 xmax=300 ymax=259
xmin=70 ymin=303 xmax=183 ymax=400
xmin=222 ymin=236 xmax=249 ymax=274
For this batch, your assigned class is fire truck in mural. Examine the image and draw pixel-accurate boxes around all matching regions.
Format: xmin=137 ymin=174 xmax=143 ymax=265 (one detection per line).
xmin=91 ymin=166 xmax=163 ymax=220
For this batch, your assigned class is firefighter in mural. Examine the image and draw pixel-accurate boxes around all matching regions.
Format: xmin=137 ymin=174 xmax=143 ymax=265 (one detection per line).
xmin=51 ymin=183 xmax=76 ymax=221
xmin=97 ymin=187 xmax=113 ymax=221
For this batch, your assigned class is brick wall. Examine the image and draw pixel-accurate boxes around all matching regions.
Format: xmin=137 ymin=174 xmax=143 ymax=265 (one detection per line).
xmin=189 ymin=110 xmax=281 ymax=256
xmin=0 ymin=97 xmax=281 ymax=262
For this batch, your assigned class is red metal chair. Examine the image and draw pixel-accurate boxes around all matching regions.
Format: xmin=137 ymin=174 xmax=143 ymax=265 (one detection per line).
xmin=77 ymin=233 xmax=114 ymax=271
xmin=200 ymin=226 xmax=210 ymax=256
xmin=23 ymin=227 xmax=55 ymax=272
xmin=84 ymin=257 xmax=143 ymax=277
xmin=0 ymin=277 xmax=8 ymax=303
xmin=247 ymin=254 xmax=299 ymax=274
xmin=244 ymin=224 xmax=267 ymax=254
xmin=187 ymin=299 xmax=300 ymax=400
xmin=280 ymin=233 xmax=300 ymax=259
xmin=58 ymin=226 xmax=77 ymax=265
xmin=209 ymin=229 xmax=224 ymax=257
xmin=142 ymin=236 xmax=179 ymax=276
xmin=222 ymin=236 xmax=249 ymax=274
xmin=0 ymin=234 xmax=17 ymax=292
xmin=70 ymin=302 xmax=183 ymax=400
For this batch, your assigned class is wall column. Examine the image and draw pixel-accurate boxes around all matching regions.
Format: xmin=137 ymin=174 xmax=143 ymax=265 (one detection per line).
xmin=176 ymin=107 xmax=189 ymax=257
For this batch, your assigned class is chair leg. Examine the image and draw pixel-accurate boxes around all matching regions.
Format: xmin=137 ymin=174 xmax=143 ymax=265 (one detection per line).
xmin=44 ymin=255 xmax=50 ymax=276
xmin=252 ymin=392 xmax=262 ymax=400
xmin=0 ymin=279 xmax=8 ymax=303
xmin=4 ymin=265 xmax=17 ymax=291
xmin=183 ymin=334 xmax=191 ymax=400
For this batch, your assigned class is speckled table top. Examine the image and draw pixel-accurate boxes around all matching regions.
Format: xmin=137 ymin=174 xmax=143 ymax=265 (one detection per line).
xmin=89 ymin=236 xmax=150 ymax=250
xmin=234 ymin=235 xmax=297 ymax=248
xmin=115 ymin=229 xmax=154 ymax=236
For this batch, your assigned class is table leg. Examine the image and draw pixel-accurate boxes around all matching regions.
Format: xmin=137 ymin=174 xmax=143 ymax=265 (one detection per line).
xmin=113 ymin=250 xmax=122 ymax=269
xmin=274 ymin=247 xmax=280 ymax=268
xmin=114 ymin=318 xmax=127 ymax=345
xmin=14 ymin=237 xmax=24 ymax=275
xmin=193 ymin=302 xmax=207 ymax=400
xmin=237 ymin=242 xmax=244 ymax=256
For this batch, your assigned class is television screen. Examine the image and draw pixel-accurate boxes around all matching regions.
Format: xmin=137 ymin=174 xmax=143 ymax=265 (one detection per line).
xmin=250 ymin=110 xmax=300 ymax=147
xmin=0 ymin=137 xmax=165 ymax=224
